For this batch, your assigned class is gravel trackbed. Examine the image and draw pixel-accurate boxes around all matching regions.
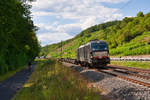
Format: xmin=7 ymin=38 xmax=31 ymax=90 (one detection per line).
xmin=63 ymin=62 xmax=150 ymax=100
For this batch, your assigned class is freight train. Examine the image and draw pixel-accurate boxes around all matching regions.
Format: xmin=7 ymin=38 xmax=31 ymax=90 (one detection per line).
xmin=59 ymin=39 xmax=110 ymax=68
xmin=76 ymin=39 xmax=110 ymax=67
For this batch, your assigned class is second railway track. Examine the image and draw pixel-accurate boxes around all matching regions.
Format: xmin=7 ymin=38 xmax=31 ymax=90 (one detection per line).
xmin=107 ymin=65 xmax=150 ymax=74
xmin=113 ymin=68 xmax=150 ymax=80
xmin=98 ymin=69 xmax=150 ymax=88
xmin=99 ymin=67 xmax=150 ymax=88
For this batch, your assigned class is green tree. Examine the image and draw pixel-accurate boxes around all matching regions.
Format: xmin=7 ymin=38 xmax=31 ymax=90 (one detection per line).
xmin=0 ymin=0 xmax=40 ymax=74
xmin=137 ymin=11 xmax=144 ymax=17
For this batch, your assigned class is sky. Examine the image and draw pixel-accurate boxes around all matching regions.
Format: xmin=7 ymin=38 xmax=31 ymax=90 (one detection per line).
xmin=30 ymin=0 xmax=150 ymax=46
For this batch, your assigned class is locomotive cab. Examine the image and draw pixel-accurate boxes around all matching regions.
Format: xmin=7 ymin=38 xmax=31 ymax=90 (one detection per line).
xmin=90 ymin=42 xmax=110 ymax=65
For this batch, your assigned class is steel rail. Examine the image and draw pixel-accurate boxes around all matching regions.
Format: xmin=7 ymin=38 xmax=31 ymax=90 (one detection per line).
xmin=111 ymin=58 xmax=150 ymax=61
xmin=113 ymin=69 xmax=150 ymax=80
xmin=107 ymin=65 xmax=150 ymax=74
xmin=99 ymin=70 xmax=150 ymax=88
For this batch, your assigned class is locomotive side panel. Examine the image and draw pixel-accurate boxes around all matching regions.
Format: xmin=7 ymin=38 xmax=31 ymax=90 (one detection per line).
xmin=76 ymin=48 xmax=80 ymax=61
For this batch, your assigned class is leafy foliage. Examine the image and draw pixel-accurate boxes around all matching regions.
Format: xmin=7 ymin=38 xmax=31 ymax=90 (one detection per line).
xmin=137 ymin=11 xmax=144 ymax=17
xmin=41 ymin=12 xmax=150 ymax=58
xmin=0 ymin=0 xmax=40 ymax=75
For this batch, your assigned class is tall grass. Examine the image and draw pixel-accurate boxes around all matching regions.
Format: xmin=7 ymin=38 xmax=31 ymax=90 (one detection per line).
xmin=13 ymin=59 xmax=101 ymax=100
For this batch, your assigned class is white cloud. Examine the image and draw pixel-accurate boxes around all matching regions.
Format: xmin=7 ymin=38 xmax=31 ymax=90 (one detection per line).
xmin=31 ymin=0 xmax=128 ymax=10
xmin=31 ymin=0 xmax=127 ymax=45
xmin=95 ymin=0 xmax=129 ymax=3
xmin=35 ymin=23 xmax=58 ymax=33
xmin=32 ymin=11 xmax=54 ymax=16
xmin=56 ymin=24 xmax=82 ymax=35
xmin=37 ymin=32 xmax=73 ymax=46
xmin=35 ymin=23 xmax=82 ymax=46
xmin=35 ymin=23 xmax=82 ymax=34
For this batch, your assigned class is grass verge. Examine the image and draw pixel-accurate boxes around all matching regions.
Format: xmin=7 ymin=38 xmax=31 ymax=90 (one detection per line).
xmin=111 ymin=61 xmax=150 ymax=69
xmin=13 ymin=59 xmax=101 ymax=100
xmin=0 ymin=66 xmax=25 ymax=82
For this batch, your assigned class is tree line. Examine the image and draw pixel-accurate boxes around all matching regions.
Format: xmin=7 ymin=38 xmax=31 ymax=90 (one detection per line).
xmin=0 ymin=0 xmax=40 ymax=74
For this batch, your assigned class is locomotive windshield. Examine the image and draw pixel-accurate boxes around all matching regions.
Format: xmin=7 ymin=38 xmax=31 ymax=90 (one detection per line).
xmin=91 ymin=43 xmax=108 ymax=51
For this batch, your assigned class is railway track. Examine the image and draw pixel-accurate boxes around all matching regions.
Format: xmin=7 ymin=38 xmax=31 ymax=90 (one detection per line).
xmin=100 ymin=66 xmax=150 ymax=88
xmin=107 ymin=65 xmax=150 ymax=80
xmin=107 ymin=65 xmax=150 ymax=74
xmin=98 ymin=69 xmax=150 ymax=88
xmin=59 ymin=59 xmax=150 ymax=88
xmin=99 ymin=65 xmax=150 ymax=88
xmin=58 ymin=58 xmax=150 ymax=87
xmin=113 ymin=69 xmax=150 ymax=80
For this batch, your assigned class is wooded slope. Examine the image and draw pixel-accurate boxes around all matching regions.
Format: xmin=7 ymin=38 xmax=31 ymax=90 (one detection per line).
xmin=42 ymin=12 xmax=150 ymax=58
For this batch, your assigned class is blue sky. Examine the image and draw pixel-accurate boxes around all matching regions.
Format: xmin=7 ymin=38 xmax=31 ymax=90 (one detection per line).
xmin=30 ymin=0 xmax=150 ymax=46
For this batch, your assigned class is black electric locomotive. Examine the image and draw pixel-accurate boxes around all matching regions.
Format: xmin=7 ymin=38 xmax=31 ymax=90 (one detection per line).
xmin=76 ymin=40 xmax=110 ymax=67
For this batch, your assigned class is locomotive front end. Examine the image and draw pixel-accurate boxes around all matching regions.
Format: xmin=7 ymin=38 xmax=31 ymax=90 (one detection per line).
xmin=90 ymin=42 xmax=110 ymax=65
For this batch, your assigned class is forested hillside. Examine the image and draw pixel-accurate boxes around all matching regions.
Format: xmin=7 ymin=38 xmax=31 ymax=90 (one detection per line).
xmin=0 ymin=0 xmax=40 ymax=75
xmin=41 ymin=12 xmax=150 ymax=58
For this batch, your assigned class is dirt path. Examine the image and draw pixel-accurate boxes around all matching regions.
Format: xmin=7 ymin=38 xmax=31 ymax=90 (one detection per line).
xmin=0 ymin=64 xmax=36 ymax=100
